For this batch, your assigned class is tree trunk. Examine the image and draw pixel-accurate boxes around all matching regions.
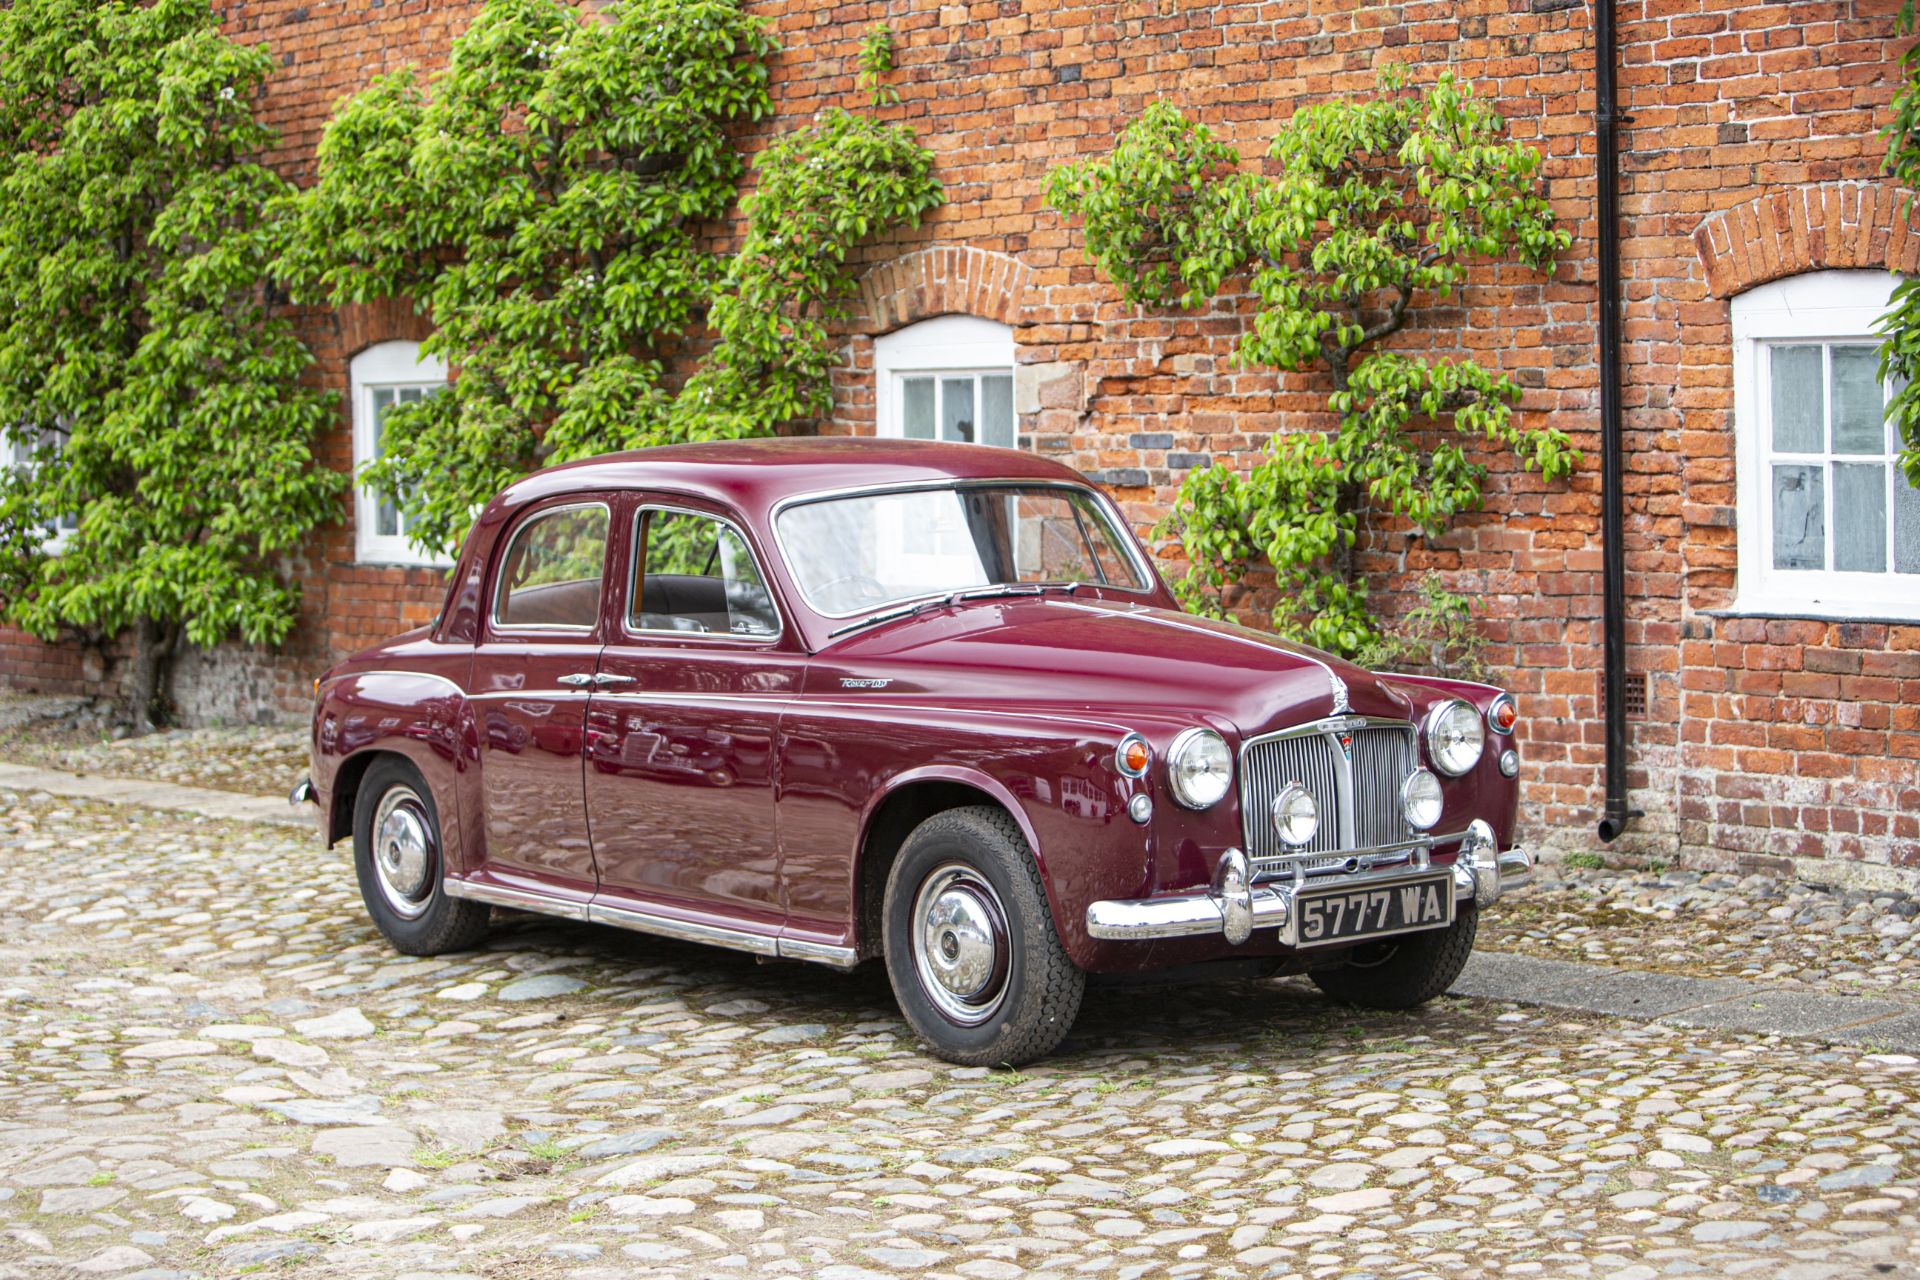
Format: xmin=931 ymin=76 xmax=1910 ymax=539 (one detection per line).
xmin=127 ymin=617 xmax=178 ymax=735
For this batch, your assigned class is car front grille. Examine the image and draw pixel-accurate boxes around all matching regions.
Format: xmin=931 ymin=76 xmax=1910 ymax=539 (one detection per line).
xmin=1240 ymin=719 xmax=1420 ymax=875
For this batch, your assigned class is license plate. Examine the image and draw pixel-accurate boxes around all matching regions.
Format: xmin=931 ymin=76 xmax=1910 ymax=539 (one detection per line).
xmin=1295 ymin=872 xmax=1454 ymax=948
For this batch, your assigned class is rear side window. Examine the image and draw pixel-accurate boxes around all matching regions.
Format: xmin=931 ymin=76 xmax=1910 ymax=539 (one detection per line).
xmin=632 ymin=509 xmax=780 ymax=638
xmin=493 ymin=504 xmax=609 ymax=631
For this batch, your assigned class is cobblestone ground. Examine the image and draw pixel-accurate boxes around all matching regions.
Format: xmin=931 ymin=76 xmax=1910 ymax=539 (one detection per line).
xmin=1480 ymin=867 xmax=1920 ymax=1000
xmin=0 ymin=718 xmax=307 ymax=801
xmin=3 ymin=792 xmax=1920 ymax=1279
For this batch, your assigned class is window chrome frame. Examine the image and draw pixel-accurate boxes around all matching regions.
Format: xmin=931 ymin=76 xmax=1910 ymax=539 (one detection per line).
xmin=624 ymin=502 xmax=785 ymax=646
xmin=769 ymin=478 xmax=1160 ymax=622
xmin=488 ymin=500 xmax=612 ymax=636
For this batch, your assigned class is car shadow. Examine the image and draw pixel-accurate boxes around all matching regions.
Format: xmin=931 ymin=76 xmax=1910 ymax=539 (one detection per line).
xmin=483 ymin=910 xmax=1477 ymax=1067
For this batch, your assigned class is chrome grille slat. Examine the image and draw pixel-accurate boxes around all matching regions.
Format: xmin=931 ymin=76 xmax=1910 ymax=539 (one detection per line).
xmin=1240 ymin=718 xmax=1417 ymax=875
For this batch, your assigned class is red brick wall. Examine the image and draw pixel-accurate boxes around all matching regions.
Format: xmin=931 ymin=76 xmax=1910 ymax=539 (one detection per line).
xmin=4 ymin=0 xmax=1916 ymax=876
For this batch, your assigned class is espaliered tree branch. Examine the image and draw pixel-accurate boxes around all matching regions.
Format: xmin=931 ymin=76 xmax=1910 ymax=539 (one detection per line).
xmin=0 ymin=0 xmax=341 ymax=730
xmin=278 ymin=0 xmax=941 ymax=558
xmin=1049 ymin=71 xmax=1578 ymax=657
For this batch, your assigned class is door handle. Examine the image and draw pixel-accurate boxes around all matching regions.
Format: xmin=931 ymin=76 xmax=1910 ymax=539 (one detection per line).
xmin=594 ymin=673 xmax=637 ymax=688
xmin=557 ymin=673 xmax=595 ymax=688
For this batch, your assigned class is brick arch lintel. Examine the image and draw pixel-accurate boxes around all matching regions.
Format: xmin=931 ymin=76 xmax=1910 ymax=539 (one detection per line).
xmin=1695 ymin=181 xmax=1920 ymax=300
xmin=851 ymin=246 xmax=1034 ymax=336
xmin=335 ymin=296 xmax=434 ymax=360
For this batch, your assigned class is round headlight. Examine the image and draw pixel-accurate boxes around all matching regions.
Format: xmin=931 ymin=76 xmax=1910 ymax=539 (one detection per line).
xmin=1270 ymin=783 xmax=1319 ymax=848
xmin=1167 ymin=728 xmax=1233 ymax=809
xmin=1402 ymin=768 xmax=1443 ymax=831
xmin=1424 ymin=699 xmax=1485 ymax=777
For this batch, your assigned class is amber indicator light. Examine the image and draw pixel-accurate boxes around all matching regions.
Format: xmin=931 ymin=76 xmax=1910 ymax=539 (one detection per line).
xmin=1121 ymin=738 xmax=1150 ymax=775
xmin=1491 ymin=700 xmax=1518 ymax=732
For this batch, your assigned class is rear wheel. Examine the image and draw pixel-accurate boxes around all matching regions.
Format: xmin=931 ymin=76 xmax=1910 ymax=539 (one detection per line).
xmin=1308 ymin=906 xmax=1477 ymax=1011
xmin=882 ymin=806 xmax=1085 ymax=1066
xmin=352 ymin=757 xmax=491 ymax=956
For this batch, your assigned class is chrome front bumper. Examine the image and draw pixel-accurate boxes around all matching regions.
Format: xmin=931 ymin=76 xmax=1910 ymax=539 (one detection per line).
xmin=1085 ymin=819 xmax=1533 ymax=945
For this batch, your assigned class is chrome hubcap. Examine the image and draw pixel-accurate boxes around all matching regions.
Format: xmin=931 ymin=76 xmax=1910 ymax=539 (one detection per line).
xmin=371 ymin=785 xmax=435 ymax=920
xmin=911 ymin=863 xmax=1010 ymax=1026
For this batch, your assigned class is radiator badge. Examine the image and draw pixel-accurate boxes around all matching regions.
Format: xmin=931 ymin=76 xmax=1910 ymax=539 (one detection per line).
xmin=1329 ymin=672 xmax=1350 ymax=715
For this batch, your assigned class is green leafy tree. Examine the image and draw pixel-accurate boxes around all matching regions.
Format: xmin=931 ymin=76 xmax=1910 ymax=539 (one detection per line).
xmin=1879 ymin=0 xmax=1920 ymax=480
xmin=280 ymin=0 xmax=941 ymax=557
xmin=0 ymin=0 xmax=340 ymax=729
xmin=1047 ymin=71 xmax=1578 ymax=656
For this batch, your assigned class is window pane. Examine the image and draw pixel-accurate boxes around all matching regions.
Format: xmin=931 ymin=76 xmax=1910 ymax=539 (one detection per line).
xmin=1771 ymin=463 xmax=1825 ymax=570
xmin=1897 ymin=466 xmax=1920 ymax=575
xmin=901 ymin=377 xmax=935 ymax=440
xmin=1830 ymin=344 xmax=1887 ymax=455
xmin=941 ymin=377 xmax=976 ymax=444
xmin=496 ymin=505 xmax=607 ymax=628
xmin=776 ymin=483 xmax=1147 ymax=616
xmin=980 ymin=375 xmax=1015 ymax=449
xmin=1833 ymin=462 xmax=1887 ymax=572
xmin=634 ymin=511 xmax=778 ymax=637
xmin=1770 ymin=345 xmax=1823 ymax=453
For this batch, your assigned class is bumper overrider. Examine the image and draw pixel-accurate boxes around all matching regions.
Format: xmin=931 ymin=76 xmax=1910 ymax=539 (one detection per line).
xmin=1085 ymin=818 xmax=1532 ymax=946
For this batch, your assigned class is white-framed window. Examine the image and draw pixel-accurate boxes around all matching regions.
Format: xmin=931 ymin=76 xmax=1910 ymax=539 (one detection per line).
xmin=873 ymin=314 xmax=1017 ymax=450
xmin=351 ymin=340 xmax=450 ymax=566
xmin=1732 ymin=270 xmax=1920 ymax=619
xmin=5 ymin=425 xmax=78 ymax=552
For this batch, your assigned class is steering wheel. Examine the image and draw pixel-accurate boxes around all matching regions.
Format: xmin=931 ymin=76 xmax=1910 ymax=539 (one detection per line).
xmin=812 ymin=572 xmax=892 ymax=611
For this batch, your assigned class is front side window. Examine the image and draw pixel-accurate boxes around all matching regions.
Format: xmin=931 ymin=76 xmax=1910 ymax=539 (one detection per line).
xmin=776 ymin=484 xmax=1148 ymax=617
xmin=631 ymin=509 xmax=780 ymax=638
xmin=1733 ymin=271 xmax=1920 ymax=618
xmin=4 ymin=425 xmax=78 ymax=551
xmin=351 ymin=340 xmax=449 ymax=566
xmin=875 ymin=315 xmax=1017 ymax=450
xmin=493 ymin=504 xmax=609 ymax=631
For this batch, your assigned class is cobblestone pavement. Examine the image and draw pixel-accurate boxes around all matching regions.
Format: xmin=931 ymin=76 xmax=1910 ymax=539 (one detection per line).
xmin=3 ymin=791 xmax=1920 ymax=1279
xmin=1480 ymin=866 xmax=1920 ymax=1000
xmin=0 ymin=704 xmax=305 ymax=800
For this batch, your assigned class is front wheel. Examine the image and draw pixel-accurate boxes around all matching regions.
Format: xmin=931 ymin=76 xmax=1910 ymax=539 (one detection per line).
xmin=1308 ymin=905 xmax=1477 ymax=1010
xmin=882 ymin=806 xmax=1085 ymax=1066
xmin=352 ymin=757 xmax=491 ymax=956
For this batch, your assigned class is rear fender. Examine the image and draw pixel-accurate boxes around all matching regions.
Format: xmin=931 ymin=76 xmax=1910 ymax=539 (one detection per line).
xmin=313 ymin=671 xmax=475 ymax=864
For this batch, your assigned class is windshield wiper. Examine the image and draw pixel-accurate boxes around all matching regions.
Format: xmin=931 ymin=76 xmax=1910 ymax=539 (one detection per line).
xmin=827 ymin=592 xmax=961 ymax=640
xmin=825 ymin=582 xmax=1083 ymax=641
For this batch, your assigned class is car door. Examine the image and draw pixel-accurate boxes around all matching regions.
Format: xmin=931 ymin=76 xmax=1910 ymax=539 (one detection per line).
xmin=468 ymin=495 xmax=619 ymax=906
xmin=584 ymin=501 xmax=801 ymax=939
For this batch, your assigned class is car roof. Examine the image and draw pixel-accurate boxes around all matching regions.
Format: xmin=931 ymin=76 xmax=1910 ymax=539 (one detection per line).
xmin=496 ymin=437 xmax=1096 ymax=515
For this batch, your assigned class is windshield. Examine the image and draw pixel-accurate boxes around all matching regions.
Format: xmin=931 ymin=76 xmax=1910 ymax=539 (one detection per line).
xmin=776 ymin=484 xmax=1149 ymax=617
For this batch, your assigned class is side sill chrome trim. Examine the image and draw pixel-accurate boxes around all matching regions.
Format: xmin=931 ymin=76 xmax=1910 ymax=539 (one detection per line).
xmin=443 ymin=879 xmax=860 ymax=969
xmin=444 ymin=878 xmax=591 ymax=921
xmin=775 ymin=937 xmax=862 ymax=969
xmin=587 ymin=901 xmax=778 ymax=956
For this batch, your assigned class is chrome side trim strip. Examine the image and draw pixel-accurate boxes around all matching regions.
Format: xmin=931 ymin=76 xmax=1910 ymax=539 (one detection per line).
xmin=444 ymin=878 xmax=591 ymax=921
xmin=445 ymin=881 xmax=860 ymax=968
xmin=588 ymin=901 xmax=779 ymax=956
xmin=776 ymin=937 xmax=861 ymax=969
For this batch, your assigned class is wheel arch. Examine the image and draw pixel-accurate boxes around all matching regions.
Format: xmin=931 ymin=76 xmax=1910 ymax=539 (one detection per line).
xmin=852 ymin=768 xmax=1047 ymax=961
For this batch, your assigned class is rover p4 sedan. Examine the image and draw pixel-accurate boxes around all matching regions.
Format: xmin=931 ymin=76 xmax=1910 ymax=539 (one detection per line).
xmin=296 ymin=438 xmax=1531 ymax=1064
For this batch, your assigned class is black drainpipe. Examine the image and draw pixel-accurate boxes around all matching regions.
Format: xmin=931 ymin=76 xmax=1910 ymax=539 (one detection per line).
xmin=1595 ymin=0 xmax=1638 ymax=842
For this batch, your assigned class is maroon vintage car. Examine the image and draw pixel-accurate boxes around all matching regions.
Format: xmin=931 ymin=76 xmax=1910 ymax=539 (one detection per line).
xmin=296 ymin=438 xmax=1531 ymax=1064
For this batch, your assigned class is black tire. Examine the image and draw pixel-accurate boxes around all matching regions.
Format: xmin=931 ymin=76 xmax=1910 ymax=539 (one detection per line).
xmin=1308 ymin=905 xmax=1478 ymax=1011
xmin=352 ymin=756 xmax=491 ymax=956
xmin=882 ymin=806 xmax=1085 ymax=1067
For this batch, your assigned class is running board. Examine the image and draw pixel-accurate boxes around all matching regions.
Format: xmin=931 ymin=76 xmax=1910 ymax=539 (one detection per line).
xmin=444 ymin=878 xmax=860 ymax=970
